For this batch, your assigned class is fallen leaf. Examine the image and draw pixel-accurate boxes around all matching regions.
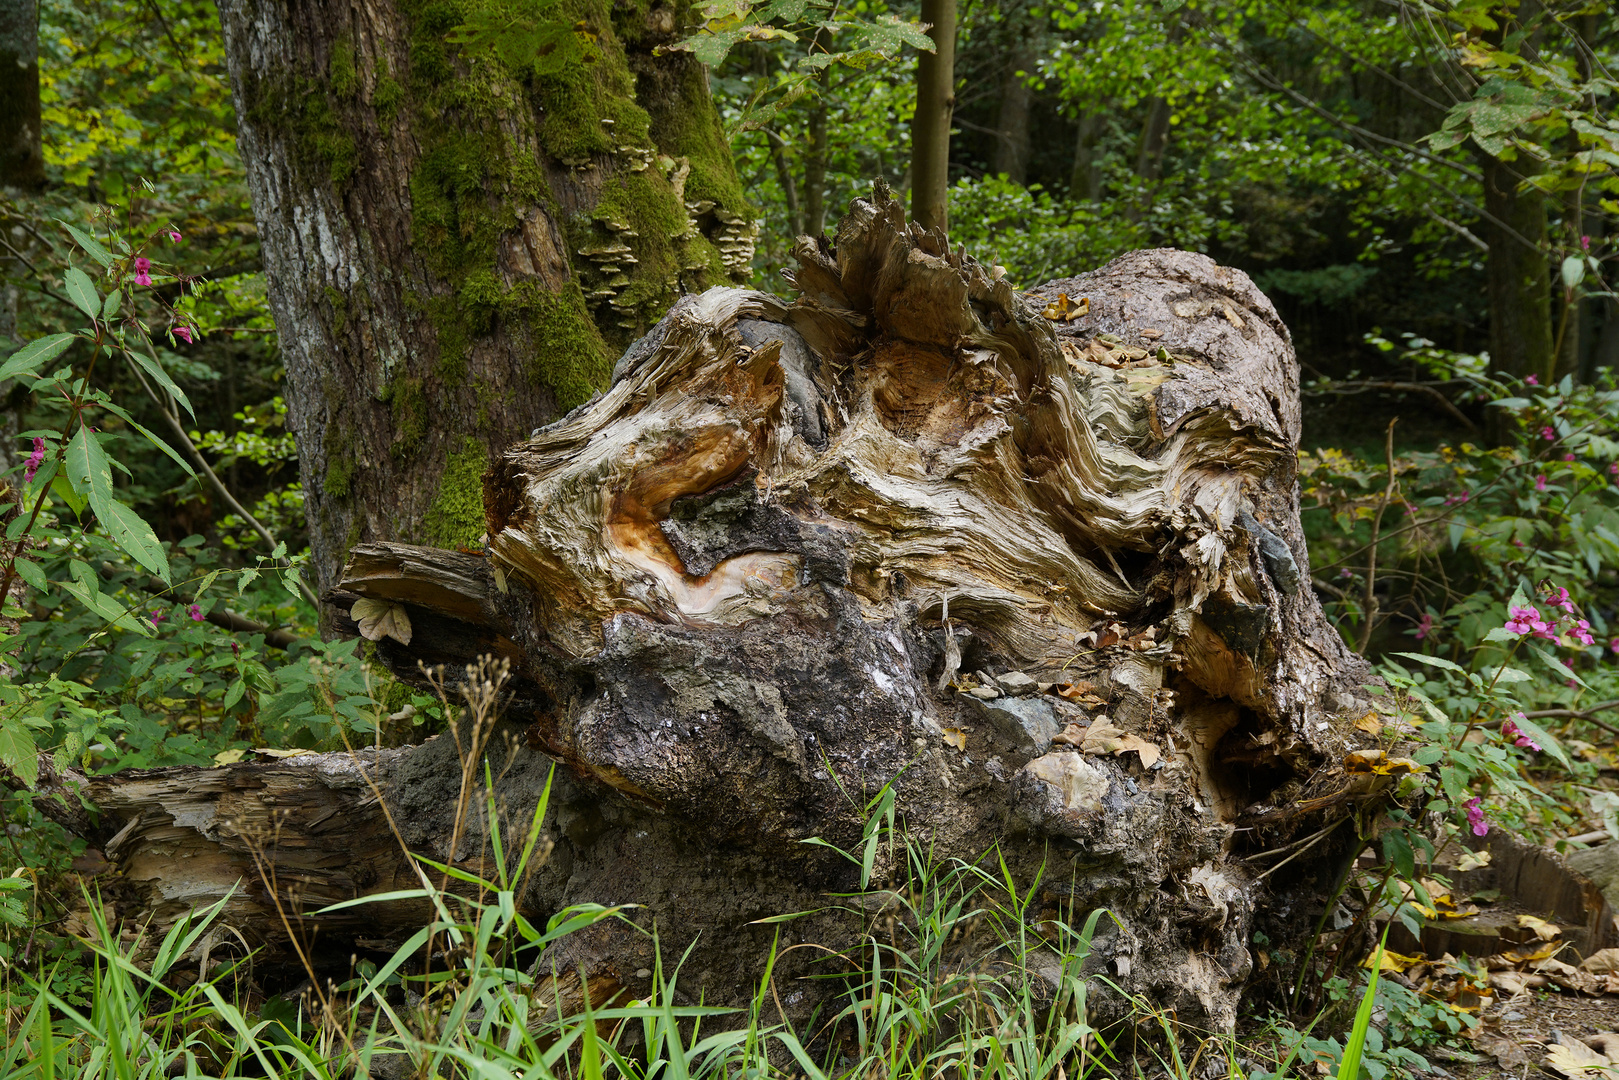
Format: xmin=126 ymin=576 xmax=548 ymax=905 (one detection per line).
xmin=253 ymin=748 xmax=316 ymax=758
xmin=1065 ymin=297 xmax=1090 ymax=321
xmin=1489 ymin=969 xmax=1531 ymax=995
xmin=1138 ymin=328 xmax=1162 ymax=339
xmin=1519 ymin=914 xmax=1562 ymax=941
xmin=1363 ymin=950 xmax=1426 ymax=972
xmin=1544 ymin=1039 xmax=1619 ymax=1080
xmin=1353 ymin=712 xmax=1383 ymax=736
xmin=351 ymin=597 xmax=413 ymax=646
xmin=1052 ymin=723 xmax=1088 ymax=747
xmin=1079 ymin=721 xmax=1161 ymax=768
xmin=1502 ymin=940 xmax=1561 ymax=964
xmin=1056 ymin=680 xmax=1096 ymax=699
xmin=213 ymin=748 xmax=247 ymax=766
xmin=1455 ymin=848 xmax=1491 ymax=872
xmin=1581 ymin=948 xmax=1619 ymax=975
xmin=942 ymin=728 xmax=967 ymax=751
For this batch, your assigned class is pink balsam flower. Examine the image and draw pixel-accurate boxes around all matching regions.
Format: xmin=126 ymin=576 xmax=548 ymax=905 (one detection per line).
xmin=23 ymin=437 xmax=45 ymax=482
xmin=1527 ymin=375 xmax=1539 ymax=386
xmin=188 ymin=603 xmax=203 ymax=621
xmin=1503 ymin=714 xmax=1540 ymax=752
xmin=1535 ymin=475 xmax=1548 ymax=492
xmin=168 ymin=229 xmax=182 ymax=242
xmin=1465 ymin=797 xmax=1489 ymax=837
xmin=133 ymin=255 xmax=153 ymax=287
xmin=1504 ymin=605 xmax=1556 ymax=641
xmin=174 ymin=325 xmax=194 ymax=344
xmin=1414 ymin=613 xmax=1434 ymax=641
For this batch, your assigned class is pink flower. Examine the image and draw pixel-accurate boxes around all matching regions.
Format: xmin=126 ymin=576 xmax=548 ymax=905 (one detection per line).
xmin=1338 ymin=567 xmax=1353 ymax=579
xmin=1504 ymin=605 xmax=1556 ymax=641
xmin=1611 ymin=637 xmax=1619 ymax=655
xmin=1541 ymin=426 xmax=1555 ymax=440
xmin=1466 ymin=797 xmax=1489 ymax=837
xmin=23 ymin=437 xmax=44 ymax=482
xmin=1610 ymin=463 xmax=1619 ymax=476
xmin=174 ymin=325 xmax=193 ymax=344
xmin=1581 ymin=235 xmax=1591 ymax=252
xmin=1536 ymin=475 xmax=1547 ymax=491
xmin=1544 ymin=586 xmax=1576 ymax=615
xmin=1414 ymin=613 xmax=1434 ymax=641
xmin=1444 ymin=491 xmax=1471 ymax=506
xmin=1565 ymin=453 xmax=1576 ymax=461
xmin=1527 ymin=375 xmax=1539 ymax=385
xmin=134 ymin=254 xmax=153 ymax=287
xmin=1503 ymin=714 xmax=1541 ymax=752
xmin=149 ymin=610 xmax=167 ymax=626
xmin=168 ymin=229 xmax=182 ymax=242
xmin=1571 ymin=620 xmax=1595 ymax=646
xmin=188 ymin=603 xmax=203 ymax=621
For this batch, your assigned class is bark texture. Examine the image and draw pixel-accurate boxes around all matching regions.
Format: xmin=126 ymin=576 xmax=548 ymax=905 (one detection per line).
xmin=911 ymin=0 xmax=957 ymax=232
xmin=36 ymin=187 xmax=1381 ymax=1032
xmin=0 ymin=0 xmax=44 ymax=190
xmin=216 ymin=0 xmax=756 ymax=601
xmin=1480 ymin=154 xmax=1552 ymax=382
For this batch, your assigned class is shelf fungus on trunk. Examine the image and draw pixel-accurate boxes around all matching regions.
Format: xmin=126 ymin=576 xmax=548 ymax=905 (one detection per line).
xmin=32 ymin=183 xmax=1382 ymax=1034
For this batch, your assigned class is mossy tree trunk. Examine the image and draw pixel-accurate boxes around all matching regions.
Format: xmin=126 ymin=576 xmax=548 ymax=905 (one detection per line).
xmin=216 ymin=0 xmax=756 ymax=603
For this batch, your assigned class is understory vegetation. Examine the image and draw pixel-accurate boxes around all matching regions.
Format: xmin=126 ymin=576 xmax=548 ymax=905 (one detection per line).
xmin=2 ymin=0 xmax=1619 ymax=1075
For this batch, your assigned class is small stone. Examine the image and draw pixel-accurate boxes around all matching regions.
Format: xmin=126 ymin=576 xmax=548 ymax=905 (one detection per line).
xmin=967 ymin=686 xmax=1000 ymax=700
xmin=1503 ymin=1010 xmax=1525 ymax=1022
xmin=995 ymin=671 xmax=1038 ymax=696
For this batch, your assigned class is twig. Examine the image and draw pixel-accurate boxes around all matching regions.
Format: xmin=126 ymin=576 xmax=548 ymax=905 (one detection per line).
xmin=1304 ymin=379 xmax=1479 ymax=434
xmin=1358 ymin=419 xmax=1399 ymax=652
xmin=1522 ymin=699 xmax=1619 ymax=738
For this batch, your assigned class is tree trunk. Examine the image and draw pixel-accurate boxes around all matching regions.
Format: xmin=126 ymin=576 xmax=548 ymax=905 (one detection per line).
xmin=1070 ymin=113 xmax=1101 ymax=200
xmin=216 ymin=0 xmax=756 ymax=603
xmin=0 ymin=0 xmax=44 ymax=190
xmin=992 ymin=47 xmax=1032 ymax=184
xmin=805 ymin=101 xmax=828 ymax=236
xmin=1480 ymin=154 xmax=1552 ymax=383
xmin=30 ymin=187 xmax=1382 ymax=1034
xmin=911 ymin=0 xmax=956 ymax=232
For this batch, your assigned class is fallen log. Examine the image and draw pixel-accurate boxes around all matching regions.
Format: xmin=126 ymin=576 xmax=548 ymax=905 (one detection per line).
xmin=32 ymin=183 xmax=1382 ymax=1032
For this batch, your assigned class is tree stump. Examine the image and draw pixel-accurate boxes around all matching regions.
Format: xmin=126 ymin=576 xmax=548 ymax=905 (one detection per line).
xmin=33 ymin=183 xmax=1380 ymax=1033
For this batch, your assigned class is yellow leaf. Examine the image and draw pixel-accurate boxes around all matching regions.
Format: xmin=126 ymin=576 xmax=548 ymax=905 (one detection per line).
xmin=1518 ymin=914 xmax=1562 ymax=941
xmin=1363 ymin=950 xmax=1426 ymax=973
xmin=1353 ymin=712 xmax=1383 ymax=736
xmin=942 ymin=728 xmax=967 ymax=751
xmin=212 ymin=748 xmax=247 ymax=766
xmin=254 ymin=748 xmax=315 ymax=759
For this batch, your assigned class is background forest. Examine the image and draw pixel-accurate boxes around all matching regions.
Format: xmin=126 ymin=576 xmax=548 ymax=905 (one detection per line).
xmin=2 ymin=0 xmax=1619 ymax=1075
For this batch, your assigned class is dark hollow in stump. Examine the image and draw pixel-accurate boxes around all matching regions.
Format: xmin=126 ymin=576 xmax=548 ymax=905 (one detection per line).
xmin=34 ymin=183 xmax=1383 ymax=1032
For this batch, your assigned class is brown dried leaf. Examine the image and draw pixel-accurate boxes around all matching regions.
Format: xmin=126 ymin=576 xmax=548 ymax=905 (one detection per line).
xmin=1544 ymin=1039 xmax=1619 ymax=1080
xmin=1139 ymin=328 xmax=1163 ymax=339
xmin=1581 ymin=948 xmax=1619 ymax=975
xmin=942 ymin=728 xmax=967 ymax=751
xmin=1052 ymin=723 xmax=1088 ymax=747
xmin=1079 ymin=721 xmax=1161 ymax=768
xmin=1064 ymin=297 xmax=1090 ymax=321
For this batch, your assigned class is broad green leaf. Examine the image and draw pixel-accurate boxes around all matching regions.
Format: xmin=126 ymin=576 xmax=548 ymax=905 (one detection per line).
xmin=0 ymin=721 xmax=39 ymax=788
xmin=63 ymin=267 xmax=101 ymax=321
xmin=50 ymin=472 xmax=86 ymax=517
xmin=102 ymin=289 xmax=122 ymax=321
xmin=0 ymin=334 xmax=78 ymax=381
xmin=126 ymin=418 xmax=196 ymax=478
xmin=127 ymin=346 xmax=195 ymax=419
xmin=65 ymin=426 xmax=171 ymax=583
xmin=1509 ymin=713 xmax=1572 ymax=771
xmin=12 ymin=559 xmax=45 ymax=591
xmin=56 ymin=576 xmax=154 ymax=636
xmin=59 ymin=221 xmax=114 ymax=268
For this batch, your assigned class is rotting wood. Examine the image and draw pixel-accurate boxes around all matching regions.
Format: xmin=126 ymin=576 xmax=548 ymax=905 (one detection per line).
xmin=27 ymin=182 xmax=1387 ymax=1033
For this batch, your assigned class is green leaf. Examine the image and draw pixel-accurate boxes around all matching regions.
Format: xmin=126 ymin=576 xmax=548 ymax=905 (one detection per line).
xmin=59 ymin=221 xmax=114 ymax=268
xmin=65 ymin=426 xmax=171 ymax=583
xmin=1390 ymin=652 xmax=1467 ymax=675
xmin=127 ymin=347 xmax=195 ymax=420
xmin=102 ymin=289 xmax=122 ymax=321
xmin=0 ymin=334 xmax=79 ymax=382
xmin=63 ymin=267 xmax=101 ymax=321
xmin=12 ymin=559 xmax=46 ymax=591
xmin=126 ymin=418 xmax=196 ymax=478
xmin=0 ymin=721 xmax=39 ymax=788
xmin=1561 ymin=255 xmax=1586 ymax=290
xmin=1509 ymin=713 xmax=1572 ymax=771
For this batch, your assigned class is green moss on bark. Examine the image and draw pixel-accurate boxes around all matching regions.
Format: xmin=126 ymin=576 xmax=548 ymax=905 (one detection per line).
xmin=422 ymin=437 xmax=490 ymax=549
xmin=374 ymin=57 xmax=404 ymax=127
xmin=388 ymin=376 xmax=429 ymax=457
xmin=329 ymin=41 xmax=359 ymax=98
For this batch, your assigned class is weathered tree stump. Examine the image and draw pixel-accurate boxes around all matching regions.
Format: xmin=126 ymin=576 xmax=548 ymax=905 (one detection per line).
xmin=34 ymin=184 xmax=1380 ymax=1032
